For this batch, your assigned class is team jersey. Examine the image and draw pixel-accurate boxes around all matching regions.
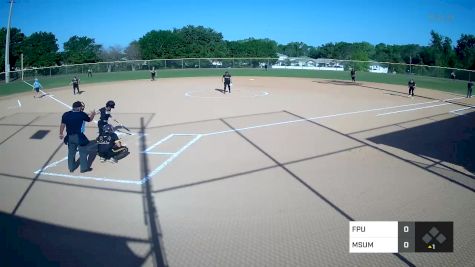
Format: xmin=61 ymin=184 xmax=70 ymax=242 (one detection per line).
xmin=223 ymin=73 xmax=231 ymax=83
xmin=72 ymin=78 xmax=79 ymax=85
xmin=61 ymin=111 xmax=91 ymax=135
xmin=99 ymin=107 xmax=112 ymax=122
xmin=33 ymin=80 xmax=42 ymax=89
xmin=408 ymin=80 xmax=416 ymax=87
xmin=97 ymin=132 xmax=119 ymax=154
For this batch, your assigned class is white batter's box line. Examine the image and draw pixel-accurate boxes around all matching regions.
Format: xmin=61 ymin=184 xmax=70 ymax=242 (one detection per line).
xmin=34 ymin=156 xmax=69 ymax=173
xmin=33 ymin=134 xmax=203 ymax=185
xmin=141 ymin=134 xmax=203 ymax=183
xmin=39 ymin=171 xmax=141 ymax=185
xmin=143 ymin=133 xmax=201 ymax=153
xmin=144 ymin=152 xmax=176 ymax=155
xmin=33 ymin=157 xmax=142 ymax=185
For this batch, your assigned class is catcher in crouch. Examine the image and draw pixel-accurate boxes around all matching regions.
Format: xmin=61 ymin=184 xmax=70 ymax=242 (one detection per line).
xmin=96 ymin=124 xmax=129 ymax=163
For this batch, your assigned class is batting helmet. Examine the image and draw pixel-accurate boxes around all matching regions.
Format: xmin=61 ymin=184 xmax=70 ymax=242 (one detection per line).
xmin=106 ymin=100 xmax=115 ymax=108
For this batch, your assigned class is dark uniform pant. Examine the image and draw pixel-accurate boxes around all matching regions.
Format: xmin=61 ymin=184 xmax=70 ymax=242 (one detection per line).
xmin=99 ymin=147 xmax=129 ymax=160
xmin=67 ymin=134 xmax=89 ymax=172
xmin=73 ymin=85 xmax=79 ymax=94
xmin=468 ymin=88 xmax=472 ymax=98
xmin=224 ymin=82 xmax=231 ymax=93
xmin=98 ymin=120 xmax=107 ymax=135
xmin=409 ymin=86 xmax=415 ymax=96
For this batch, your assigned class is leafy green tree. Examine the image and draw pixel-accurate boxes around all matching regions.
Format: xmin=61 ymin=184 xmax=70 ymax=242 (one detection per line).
xmin=225 ymin=38 xmax=277 ymax=58
xmin=175 ymin=25 xmax=227 ymax=58
xmin=22 ymin=31 xmax=60 ymax=67
xmin=0 ymin=27 xmax=25 ymax=71
xmin=138 ymin=30 xmax=183 ymax=59
xmin=278 ymin=42 xmax=311 ymax=57
xmin=455 ymin=34 xmax=475 ymax=70
xmin=63 ymin=35 xmax=102 ymax=64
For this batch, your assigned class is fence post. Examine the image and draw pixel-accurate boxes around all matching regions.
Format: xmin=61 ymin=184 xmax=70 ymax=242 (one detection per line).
xmin=232 ymin=58 xmax=234 ymax=68
xmin=198 ymin=59 xmax=201 ymax=69
xmin=50 ymin=68 xmax=51 ymax=77
xmin=182 ymin=59 xmax=184 ymax=69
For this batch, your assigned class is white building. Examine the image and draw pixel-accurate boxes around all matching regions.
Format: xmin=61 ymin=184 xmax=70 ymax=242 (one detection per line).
xmin=368 ymin=63 xmax=388 ymax=73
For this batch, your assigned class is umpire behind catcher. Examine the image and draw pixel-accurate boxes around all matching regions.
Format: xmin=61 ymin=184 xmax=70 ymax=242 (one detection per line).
xmin=59 ymin=101 xmax=96 ymax=173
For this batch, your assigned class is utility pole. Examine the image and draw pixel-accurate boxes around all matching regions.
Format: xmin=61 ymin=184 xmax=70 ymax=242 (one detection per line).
xmin=4 ymin=0 xmax=14 ymax=83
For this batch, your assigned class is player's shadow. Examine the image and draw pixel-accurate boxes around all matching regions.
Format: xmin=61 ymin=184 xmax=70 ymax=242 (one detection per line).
xmin=38 ymin=94 xmax=48 ymax=98
xmin=0 ymin=210 xmax=146 ymax=266
xmin=214 ymin=88 xmax=226 ymax=94
xmin=369 ymin=111 xmax=475 ymax=175
xmin=78 ymin=90 xmax=85 ymax=95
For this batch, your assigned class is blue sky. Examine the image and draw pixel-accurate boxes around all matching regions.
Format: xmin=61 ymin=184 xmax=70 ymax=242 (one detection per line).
xmin=1 ymin=0 xmax=474 ymax=50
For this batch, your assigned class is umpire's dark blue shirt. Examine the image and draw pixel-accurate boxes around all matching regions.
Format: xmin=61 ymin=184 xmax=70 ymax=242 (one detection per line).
xmin=61 ymin=111 xmax=91 ymax=135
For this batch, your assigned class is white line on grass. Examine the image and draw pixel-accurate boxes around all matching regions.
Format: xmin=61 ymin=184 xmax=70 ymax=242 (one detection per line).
xmin=376 ymin=103 xmax=453 ymax=116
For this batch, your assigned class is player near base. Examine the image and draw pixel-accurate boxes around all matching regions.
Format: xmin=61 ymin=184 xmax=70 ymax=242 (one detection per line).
xmin=222 ymin=71 xmax=232 ymax=93
xmin=33 ymin=78 xmax=43 ymax=98
xmin=98 ymin=100 xmax=115 ymax=135
xmin=350 ymin=68 xmax=356 ymax=82
xmin=151 ymin=67 xmax=156 ymax=81
xmin=467 ymin=80 xmax=473 ymax=98
xmin=408 ymin=79 xmax=416 ymax=97
xmin=71 ymin=76 xmax=80 ymax=95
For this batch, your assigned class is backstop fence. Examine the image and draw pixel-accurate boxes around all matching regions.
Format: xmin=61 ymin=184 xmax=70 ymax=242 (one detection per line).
xmin=1 ymin=57 xmax=474 ymax=82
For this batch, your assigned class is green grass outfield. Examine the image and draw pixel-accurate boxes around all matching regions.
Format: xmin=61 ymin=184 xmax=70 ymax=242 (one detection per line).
xmin=0 ymin=68 xmax=469 ymax=97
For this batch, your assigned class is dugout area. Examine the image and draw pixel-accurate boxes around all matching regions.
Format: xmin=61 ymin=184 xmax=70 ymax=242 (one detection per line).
xmin=0 ymin=76 xmax=474 ymax=266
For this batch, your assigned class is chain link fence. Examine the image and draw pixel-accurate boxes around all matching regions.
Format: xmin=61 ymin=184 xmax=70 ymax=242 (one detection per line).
xmin=1 ymin=57 xmax=473 ymax=83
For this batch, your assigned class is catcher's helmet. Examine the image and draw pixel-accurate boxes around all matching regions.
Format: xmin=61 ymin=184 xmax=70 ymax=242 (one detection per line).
xmin=106 ymin=100 xmax=115 ymax=108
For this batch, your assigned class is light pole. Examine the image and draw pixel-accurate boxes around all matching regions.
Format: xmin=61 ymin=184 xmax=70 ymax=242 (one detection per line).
xmin=4 ymin=0 xmax=14 ymax=83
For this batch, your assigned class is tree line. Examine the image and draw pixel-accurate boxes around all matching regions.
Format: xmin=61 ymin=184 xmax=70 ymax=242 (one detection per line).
xmin=1 ymin=25 xmax=474 ymax=72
